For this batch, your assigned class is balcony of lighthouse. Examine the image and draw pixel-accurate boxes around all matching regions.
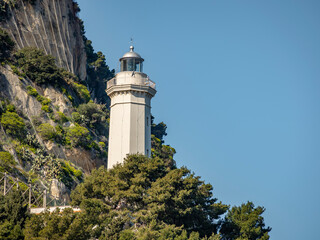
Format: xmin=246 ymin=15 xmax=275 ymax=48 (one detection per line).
xmin=107 ymin=71 xmax=156 ymax=91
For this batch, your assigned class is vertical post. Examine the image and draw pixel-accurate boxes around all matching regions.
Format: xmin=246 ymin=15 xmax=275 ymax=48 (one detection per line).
xmin=54 ymin=197 xmax=56 ymax=207
xmin=28 ymin=184 xmax=32 ymax=209
xmin=3 ymin=173 xmax=6 ymax=195
xmin=43 ymin=189 xmax=47 ymax=208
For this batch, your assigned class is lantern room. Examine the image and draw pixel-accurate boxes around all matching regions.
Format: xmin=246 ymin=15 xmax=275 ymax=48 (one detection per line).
xmin=120 ymin=46 xmax=144 ymax=72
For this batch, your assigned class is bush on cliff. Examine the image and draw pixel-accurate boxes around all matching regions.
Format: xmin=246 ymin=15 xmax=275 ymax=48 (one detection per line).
xmin=14 ymin=47 xmax=63 ymax=85
xmin=37 ymin=123 xmax=56 ymax=141
xmin=1 ymin=111 xmax=25 ymax=139
xmin=66 ymin=125 xmax=91 ymax=148
xmin=0 ymin=151 xmax=15 ymax=172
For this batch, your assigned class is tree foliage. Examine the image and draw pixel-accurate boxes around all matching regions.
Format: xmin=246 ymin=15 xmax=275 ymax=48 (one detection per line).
xmin=75 ymin=102 xmax=108 ymax=134
xmin=13 ymin=155 xmax=271 ymax=239
xmin=0 ymin=190 xmax=29 ymax=240
xmin=220 ymin=202 xmax=271 ymax=240
xmin=80 ymin=20 xmax=114 ymax=104
xmin=24 ymin=208 xmax=89 ymax=240
xmin=14 ymin=47 xmax=64 ymax=85
xmin=0 ymin=28 xmax=14 ymax=61
xmin=70 ymin=154 xmax=228 ymax=238
xmin=151 ymin=116 xmax=167 ymax=142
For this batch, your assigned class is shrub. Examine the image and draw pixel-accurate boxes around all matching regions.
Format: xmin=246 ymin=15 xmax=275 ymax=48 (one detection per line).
xmin=26 ymin=86 xmax=53 ymax=112
xmin=0 ymin=151 xmax=15 ymax=172
xmin=14 ymin=47 xmax=63 ymax=85
xmin=31 ymin=116 xmax=42 ymax=127
xmin=98 ymin=141 xmax=106 ymax=149
xmin=6 ymin=104 xmax=15 ymax=112
xmin=71 ymin=112 xmax=82 ymax=123
xmin=54 ymin=111 xmax=68 ymax=124
xmin=10 ymin=64 xmax=26 ymax=78
xmin=77 ymin=102 xmax=106 ymax=126
xmin=87 ymin=140 xmax=100 ymax=151
xmin=1 ymin=111 xmax=25 ymax=138
xmin=0 ymin=28 xmax=14 ymax=61
xmin=72 ymin=82 xmax=91 ymax=103
xmin=41 ymin=105 xmax=52 ymax=113
xmin=66 ymin=126 xmax=91 ymax=148
xmin=60 ymin=160 xmax=83 ymax=188
xmin=26 ymin=86 xmax=38 ymax=97
xmin=37 ymin=123 xmax=56 ymax=141
xmin=41 ymin=98 xmax=51 ymax=105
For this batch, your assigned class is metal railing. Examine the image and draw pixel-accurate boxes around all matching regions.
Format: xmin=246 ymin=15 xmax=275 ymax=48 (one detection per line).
xmin=0 ymin=172 xmax=68 ymax=210
xmin=107 ymin=76 xmax=156 ymax=90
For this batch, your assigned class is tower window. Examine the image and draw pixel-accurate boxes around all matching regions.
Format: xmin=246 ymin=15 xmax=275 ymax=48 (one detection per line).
xmin=120 ymin=59 xmax=143 ymax=72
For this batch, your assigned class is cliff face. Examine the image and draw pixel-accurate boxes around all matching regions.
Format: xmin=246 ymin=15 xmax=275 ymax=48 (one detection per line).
xmin=0 ymin=0 xmax=86 ymax=80
xmin=0 ymin=63 xmax=107 ymax=173
xmin=0 ymin=0 xmax=109 ymax=198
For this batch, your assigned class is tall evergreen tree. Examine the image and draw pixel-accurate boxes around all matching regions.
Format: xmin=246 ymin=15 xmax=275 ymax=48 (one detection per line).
xmin=220 ymin=202 xmax=271 ymax=240
xmin=0 ymin=190 xmax=28 ymax=240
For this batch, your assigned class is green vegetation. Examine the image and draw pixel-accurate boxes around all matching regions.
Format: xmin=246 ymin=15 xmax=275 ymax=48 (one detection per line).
xmin=0 ymin=190 xmax=29 ymax=240
xmin=151 ymin=116 xmax=167 ymax=142
xmin=80 ymin=20 xmax=114 ymax=104
xmin=53 ymin=111 xmax=68 ymax=124
xmin=36 ymin=123 xmax=56 ymax=141
xmin=17 ymin=154 xmax=270 ymax=239
xmin=31 ymin=150 xmax=61 ymax=180
xmin=220 ymin=202 xmax=271 ymax=240
xmin=0 ymin=111 xmax=25 ymax=138
xmin=17 ymin=49 xmax=91 ymax=103
xmin=0 ymin=27 xmax=14 ymax=61
xmin=9 ymin=64 xmax=26 ymax=78
xmin=66 ymin=125 xmax=91 ymax=148
xmin=26 ymin=86 xmax=53 ymax=113
xmin=0 ymin=5 xmax=271 ymax=240
xmin=77 ymin=102 xmax=108 ymax=132
xmin=26 ymin=86 xmax=38 ymax=97
xmin=0 ymin=151 xmax=15 ymax=172
xmin=72 ymin=82 xmax=91 ymax=103
xmin=60 ymin=160 xmax=83 ymax=188
xmin=14 ymin=48 xmax=64 ymax=85
xmin=5 ymin=104 xmax=15 ymax=112
xmin=70 ymin=154 xmax=225 ymax=238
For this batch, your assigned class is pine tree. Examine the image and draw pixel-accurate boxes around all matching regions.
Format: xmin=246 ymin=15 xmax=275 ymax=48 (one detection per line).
xmin=220 ymin=202 xmax=271 ymax=240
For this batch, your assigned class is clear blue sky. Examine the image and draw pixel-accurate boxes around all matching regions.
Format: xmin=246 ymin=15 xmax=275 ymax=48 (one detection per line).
xmin=76 ymin=0 xmax=320 ymax=239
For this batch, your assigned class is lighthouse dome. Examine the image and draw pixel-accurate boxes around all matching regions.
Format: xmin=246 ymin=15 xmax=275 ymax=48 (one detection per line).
xmin=120 ymin=45 xmax=144 ymax=72
xmin=120 ymin=46 xmax=144 ymax=61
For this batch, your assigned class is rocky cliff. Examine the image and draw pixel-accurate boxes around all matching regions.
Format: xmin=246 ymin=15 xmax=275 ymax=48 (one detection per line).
xmin=0 ymin=0 xmax=110 ymax=199
xmin=0 ymin=0 xmax=87 ymax=80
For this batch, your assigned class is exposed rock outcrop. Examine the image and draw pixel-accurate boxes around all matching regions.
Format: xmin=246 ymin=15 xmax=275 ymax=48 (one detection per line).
xmin=0 ymin=0 xmax=86 ymax=80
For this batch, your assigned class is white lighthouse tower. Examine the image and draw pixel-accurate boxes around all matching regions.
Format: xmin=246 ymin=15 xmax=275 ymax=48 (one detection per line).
xmin=106 ymin=46 xmax=156 ymax=169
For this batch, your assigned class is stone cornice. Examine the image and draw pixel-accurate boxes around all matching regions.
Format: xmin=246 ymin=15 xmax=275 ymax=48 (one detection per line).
xmin=106 ymin=84 xmax=157 ymax=98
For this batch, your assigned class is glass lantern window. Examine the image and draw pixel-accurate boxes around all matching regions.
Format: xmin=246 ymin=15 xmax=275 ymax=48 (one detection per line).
xmin=121 ymin=59 xmax=143 ymax=72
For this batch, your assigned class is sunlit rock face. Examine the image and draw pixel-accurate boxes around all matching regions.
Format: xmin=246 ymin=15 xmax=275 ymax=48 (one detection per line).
xmin=0 ymin=0 xmax=87 ymax=81
xmin=0 ymin=0 xmax=107 ymax=173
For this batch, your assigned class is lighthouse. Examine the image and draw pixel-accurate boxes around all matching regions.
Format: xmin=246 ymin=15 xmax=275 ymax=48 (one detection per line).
xmin=106 ymin=46 xmax=156 ymax=169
